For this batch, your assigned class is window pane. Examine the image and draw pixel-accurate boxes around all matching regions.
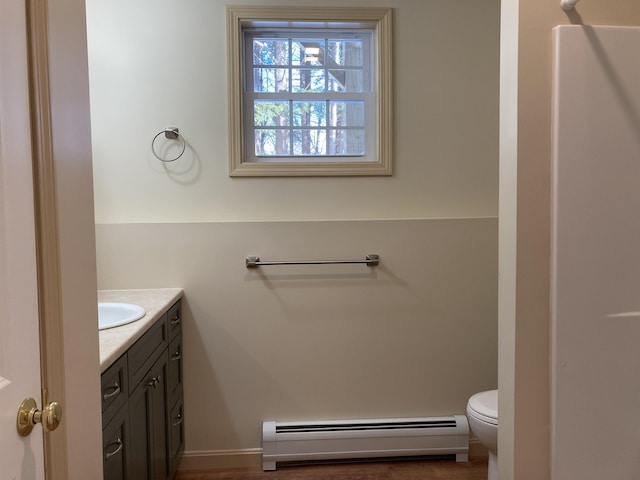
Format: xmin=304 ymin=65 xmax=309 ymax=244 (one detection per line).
xmin=255 ymin=129 xmax=290 ymax=156
xmin=293 ymin=102 xmax=326 ymax=127
xmin=253 ymin=39 xmax=289 ymax=66
xmin=328 ymin=70 xmax=363 ymax=93
xmin=291 ymin=40 xmax=325 ymax=66
xmin=329 ymin=101 xmax=365 ymax=127
xmin=328 ymin=129 xmax=365 ymax=155
xmin=291 ymin=69 xmax=325 ymax=92
xmin=253 ymin=68 xmax=290 ymax=93
xmin=328 ymin=40 xmax=363 ymax=66
xmin=293 ymin=129 xmax=326 ymax=155
xmin=254 ymin=101 xmax=290 ymax=127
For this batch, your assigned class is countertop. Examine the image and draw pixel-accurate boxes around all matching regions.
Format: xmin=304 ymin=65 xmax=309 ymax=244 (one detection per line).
xmin=98 ymin=288 xmax=183 ymax=373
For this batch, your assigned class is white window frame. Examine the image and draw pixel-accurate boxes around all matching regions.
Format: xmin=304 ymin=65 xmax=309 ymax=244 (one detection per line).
xmin=226 ymin=6 xmax=393 ymax=177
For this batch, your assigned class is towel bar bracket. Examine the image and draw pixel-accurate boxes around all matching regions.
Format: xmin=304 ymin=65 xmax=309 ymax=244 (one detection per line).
xmin=246 ymin=254 xmax=380 ymax=268
xmin=560 ymin=0 xmax=580 ymax=11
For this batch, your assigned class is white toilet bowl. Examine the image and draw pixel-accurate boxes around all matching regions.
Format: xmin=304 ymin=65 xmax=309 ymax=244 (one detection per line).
xmin=467 ymin=389 xmax=498 ymax=480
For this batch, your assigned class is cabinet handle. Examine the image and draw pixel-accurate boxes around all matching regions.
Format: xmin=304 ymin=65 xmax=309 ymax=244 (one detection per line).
xmin=147 ymin=376 xmax=161 ymax=388
xmin=103 ymin=382 xmax=121 ymax=401
xmin=105 ymin=438 xmax=123 ymax=460
xmin=169 ymin=316 xmax=181 ymax=326
xmin=173 ymin=413 xmax=183 ymax=427
xmin=171 ymin=351 xmax=181 ymax=361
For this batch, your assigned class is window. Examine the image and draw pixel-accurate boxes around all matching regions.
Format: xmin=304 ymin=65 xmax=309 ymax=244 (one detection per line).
xmin=227 ymin=6 xmax=393 ymax=176
xmin=248 ymin=33 xmax=370 ymax=159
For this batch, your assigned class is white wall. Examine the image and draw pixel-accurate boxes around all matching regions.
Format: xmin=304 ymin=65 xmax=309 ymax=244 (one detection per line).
xmin=87 ymin=0 xmax=501 ymax=468
xmin=498 ymin=0 xmax=518 ymax=477
xmin=552 ymin=25 xmax=640 ymax=479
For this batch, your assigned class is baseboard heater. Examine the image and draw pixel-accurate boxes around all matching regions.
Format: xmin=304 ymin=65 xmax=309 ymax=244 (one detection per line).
xmin=262 ymin=415 xmax=469 ymax=471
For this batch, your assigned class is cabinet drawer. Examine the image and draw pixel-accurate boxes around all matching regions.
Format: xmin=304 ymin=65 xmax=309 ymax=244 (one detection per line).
xmin=128 ymin=315 xmax=168 ymax=391
xmin=103 ymin=404 xmax=129 ymax=480
xmin=168 ymin=332 xmax=183 ymax=404
xmin=169 ymin=395 xmax=185 ymax=477
xmin=167 ymin=300 xmax=182 ymax=340
xmin=101 ymin=355 xmax=128 ymax=426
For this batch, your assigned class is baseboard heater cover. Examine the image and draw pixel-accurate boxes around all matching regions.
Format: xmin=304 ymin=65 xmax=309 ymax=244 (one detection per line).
xmin=262 ymin=415 xmax=469 ymax=471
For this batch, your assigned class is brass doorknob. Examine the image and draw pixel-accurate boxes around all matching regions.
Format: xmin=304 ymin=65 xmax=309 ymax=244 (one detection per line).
xmin=16 ymin=396 xmax=62 ymax=437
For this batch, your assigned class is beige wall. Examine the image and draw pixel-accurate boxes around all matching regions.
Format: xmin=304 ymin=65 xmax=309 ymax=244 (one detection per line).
xmin=86 ymin=0 xmax=500 ymax=223
xmin=500 ymin=1 xmax=640 ymax=480
xmin=87 ymin=0 xmax=501 ymax=469
xmin=96 ymin=219 xmax=498 ymax=462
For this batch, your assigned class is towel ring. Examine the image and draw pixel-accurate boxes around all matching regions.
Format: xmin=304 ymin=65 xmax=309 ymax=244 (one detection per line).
xmin=151 ymin=127 xmax=186 ymax=162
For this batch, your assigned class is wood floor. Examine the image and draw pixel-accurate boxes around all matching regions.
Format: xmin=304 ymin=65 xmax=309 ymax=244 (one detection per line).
xmin=176 ymin=458 xmax=488 ymax=480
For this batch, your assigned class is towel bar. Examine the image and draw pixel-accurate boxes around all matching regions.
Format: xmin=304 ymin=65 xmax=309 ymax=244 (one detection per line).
xmin=246 ymin=254 xmax=380 ymax=268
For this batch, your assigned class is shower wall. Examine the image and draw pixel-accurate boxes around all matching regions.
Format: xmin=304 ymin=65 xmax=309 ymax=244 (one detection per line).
xmin=552 ymin=26 xmax=640 ymax=479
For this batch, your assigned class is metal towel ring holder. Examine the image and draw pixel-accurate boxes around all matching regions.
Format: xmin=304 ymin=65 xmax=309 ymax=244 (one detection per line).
xmin=151 ymin=127 xmax=186 ymax=162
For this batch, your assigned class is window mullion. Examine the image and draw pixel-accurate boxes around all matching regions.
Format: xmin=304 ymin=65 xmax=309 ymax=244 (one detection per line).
xmin=289 ymin=99 xmax=294 ymax=156
xmin=326 ymin=99 xmax=331 ymax=154
xmin=249 ymin=92 xmax=367 ymax=101
xmin=323 ymin=38 xmax=328 ymax=94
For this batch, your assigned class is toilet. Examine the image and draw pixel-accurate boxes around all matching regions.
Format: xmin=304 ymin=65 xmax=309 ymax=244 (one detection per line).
xmin=466 ymin=390 xmax=498 ymax=480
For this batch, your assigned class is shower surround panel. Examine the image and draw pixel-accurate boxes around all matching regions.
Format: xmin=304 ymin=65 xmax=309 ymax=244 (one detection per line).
xmin=552 ymin=26 xmax=640 ymax=479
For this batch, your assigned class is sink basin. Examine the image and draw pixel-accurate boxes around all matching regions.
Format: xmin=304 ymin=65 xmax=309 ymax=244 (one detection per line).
xmin=98 ymin=302 xmax=146 ymax=330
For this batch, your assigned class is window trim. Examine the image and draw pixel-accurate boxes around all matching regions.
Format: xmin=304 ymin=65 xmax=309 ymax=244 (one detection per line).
xmin=226 ymin=6 xmax=393 ymax=177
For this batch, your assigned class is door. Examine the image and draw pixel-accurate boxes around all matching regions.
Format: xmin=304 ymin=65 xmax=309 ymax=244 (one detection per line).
xmin=0 ymin=0 xmax=46 ymax=478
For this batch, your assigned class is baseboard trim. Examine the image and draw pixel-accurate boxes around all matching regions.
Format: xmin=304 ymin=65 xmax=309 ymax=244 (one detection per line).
xmin=179 ymin=440 xmax=487 ymax=472
xmin=178 ymin=449 xmax=263 ymax=471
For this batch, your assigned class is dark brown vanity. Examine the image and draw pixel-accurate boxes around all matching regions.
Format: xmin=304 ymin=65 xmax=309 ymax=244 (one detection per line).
xmin=99 ymin=291 xmax=184 ymax=480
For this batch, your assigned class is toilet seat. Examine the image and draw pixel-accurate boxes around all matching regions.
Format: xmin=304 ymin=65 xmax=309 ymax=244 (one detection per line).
xmin=467 ymin=390 xmax=498 ymax=426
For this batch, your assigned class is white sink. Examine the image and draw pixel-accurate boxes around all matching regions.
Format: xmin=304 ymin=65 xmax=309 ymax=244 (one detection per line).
xmin=98 ymin=302 xmax=146 ymax=330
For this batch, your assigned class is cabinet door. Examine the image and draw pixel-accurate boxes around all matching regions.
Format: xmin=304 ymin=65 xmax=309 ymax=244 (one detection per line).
xmin=103 ymin=404 xmax=129 ymax=480
xmin=169 ymin=396 xmax=185 ymax=477
xmin=150 ymin=353 xmax=169 ymax=480
xmin=129 ymin=352 xmax=169 ymax=480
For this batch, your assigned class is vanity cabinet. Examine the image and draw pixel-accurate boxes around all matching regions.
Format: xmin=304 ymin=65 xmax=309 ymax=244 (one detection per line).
xmin=166 ymin=299 xmax=185 ymax=477
xmin=101 ymin=299 xmax=183 ymax=480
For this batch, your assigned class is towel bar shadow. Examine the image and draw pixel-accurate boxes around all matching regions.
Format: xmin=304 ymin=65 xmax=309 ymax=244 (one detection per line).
xmin=246 ymin=254 xmax=380 ymax=268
